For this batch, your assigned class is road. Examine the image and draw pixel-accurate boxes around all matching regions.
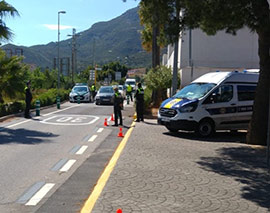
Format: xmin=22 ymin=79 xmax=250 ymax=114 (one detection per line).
xmin=0 ymin=101 xmax=134 ymax=213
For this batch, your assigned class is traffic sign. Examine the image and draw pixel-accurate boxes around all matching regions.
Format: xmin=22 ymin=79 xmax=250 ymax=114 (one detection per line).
xmin=115 ymin=72 xmax=121 ymax=80
xmin=89 ymin=70 xmax=95 ymax=80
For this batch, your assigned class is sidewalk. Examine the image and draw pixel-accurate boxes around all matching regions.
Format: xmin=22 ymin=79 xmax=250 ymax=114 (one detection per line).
xmin=91 ymin=118 xmax=270 ymax=212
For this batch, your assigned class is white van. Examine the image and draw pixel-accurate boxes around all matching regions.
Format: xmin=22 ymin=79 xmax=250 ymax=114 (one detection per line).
xmin=158 ymin=71 xmax=259 ymax=137
xmin=125 ymin=78 xmax=136 ymax=91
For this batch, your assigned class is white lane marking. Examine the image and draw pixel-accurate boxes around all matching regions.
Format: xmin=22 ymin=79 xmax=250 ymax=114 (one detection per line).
xmin=76 ymin=145 xmax=88 ymax=155
xmin=88 ymin=135 xmax=98 ymax=142
xmin=25 ymin=183 xmax=55 ymax=206
xmin=42 ymin=105 xmax=79 ymax=117
xmin=97 ymin=128 xmax=104 ymax=133
xmin=7 ymin=120 xmax=31 ymax=128
xmin=2 ymin=105 xmax=80 ymax=129
xmin=59 ymin=159 xmax=76 ymax=172
xmin=40 ymin=115 xmax=99 ymax=126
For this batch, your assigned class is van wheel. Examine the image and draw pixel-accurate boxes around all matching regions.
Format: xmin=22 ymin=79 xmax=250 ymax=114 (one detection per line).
xmin=166 ymin=126 xmax=178 ymax=133
xmin=196 ymin=119 xmax=215 ymax=137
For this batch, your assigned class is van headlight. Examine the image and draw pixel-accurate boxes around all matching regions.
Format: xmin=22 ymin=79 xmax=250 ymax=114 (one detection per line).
xmin=179 ymin=101 xmax=198 ymax=113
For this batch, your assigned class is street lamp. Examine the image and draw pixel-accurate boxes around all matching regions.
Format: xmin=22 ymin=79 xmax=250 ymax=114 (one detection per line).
xmin=57 ymin=10 xmax=66 ymax=90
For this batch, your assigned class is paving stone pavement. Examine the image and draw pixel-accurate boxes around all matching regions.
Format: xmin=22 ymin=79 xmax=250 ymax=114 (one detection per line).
xmin=92 ymin=119 xmax=270 ymax=213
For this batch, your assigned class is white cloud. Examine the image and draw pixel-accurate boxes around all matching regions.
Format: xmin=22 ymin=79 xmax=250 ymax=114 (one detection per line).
xmin=43 ymin=24 xmax=74 ymax=30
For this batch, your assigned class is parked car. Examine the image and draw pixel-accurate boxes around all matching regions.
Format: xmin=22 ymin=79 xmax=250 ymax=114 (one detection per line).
xmin=95 ymin=86 xmax=114 ymax=105
xmin=118 ymin=85 xmax=126 ymax=99
xmin=69 ymin=83 xmax=90 ymax=103
xmin=158 ymin=70 xmax=259 ymax=137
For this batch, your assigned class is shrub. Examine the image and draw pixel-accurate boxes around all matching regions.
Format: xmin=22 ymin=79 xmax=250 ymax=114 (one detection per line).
xmin=0 ymin=89 xmax=70 ymax=117
xmin=144 ymin=66 xmax=172 ymax=91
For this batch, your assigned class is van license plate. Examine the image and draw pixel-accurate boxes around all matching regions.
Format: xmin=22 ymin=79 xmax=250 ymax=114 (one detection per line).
xmin=161 ymin=118 xmax=170 ymax=122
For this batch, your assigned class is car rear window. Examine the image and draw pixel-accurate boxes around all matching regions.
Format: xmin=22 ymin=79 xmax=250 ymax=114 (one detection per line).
xmin=100 ymin=87 xmax=113 ymax=93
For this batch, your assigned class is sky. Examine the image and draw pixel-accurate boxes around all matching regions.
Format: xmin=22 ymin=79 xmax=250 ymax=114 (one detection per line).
xmin=3 ymin=0 xmax=140 ymax=47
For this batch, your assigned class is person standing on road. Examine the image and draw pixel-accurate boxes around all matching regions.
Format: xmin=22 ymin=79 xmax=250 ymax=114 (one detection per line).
xmin=135 ymin=82 xmax=144 ymax=122
xmin=126 ymin=83 xmax=133 ymax=102
xmin=112 ymin=87 xmax=123 ymax=126
xmin=24 ymin=80 xmax=32 ymax=119
xmin=90 ymin=84 xmax=96 ymax=102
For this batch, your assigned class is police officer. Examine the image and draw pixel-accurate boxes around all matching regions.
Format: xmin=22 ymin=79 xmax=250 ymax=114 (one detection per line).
xmin=24 ymin=80 xmax=32 ymax=119
xmin=90 ymin=84 xmax=96 ymax=102
xmin=112 ymin=87 xmax=123 ymax=126
xmin=126 ymin=83 xmax=133 ymax=102
xmin=134 ymin=83 xmax=144 ymax=122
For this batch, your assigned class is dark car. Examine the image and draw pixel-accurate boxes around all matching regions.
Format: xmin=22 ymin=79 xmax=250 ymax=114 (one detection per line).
xmin=95 ymin=86 xmax=114 ymax=105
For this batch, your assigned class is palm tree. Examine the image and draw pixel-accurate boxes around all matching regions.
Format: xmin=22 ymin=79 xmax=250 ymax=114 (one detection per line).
xmin=0 ymin=1 xmax=19 ymax=41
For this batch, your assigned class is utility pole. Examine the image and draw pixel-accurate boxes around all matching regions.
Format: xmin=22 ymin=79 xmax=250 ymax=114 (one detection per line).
xmin=93 ymin=37 xmax=96 ymax=67
xmin=71 ymin=28 xmax=76 ymax=83
xmin=68 ymin=28 xmax=78 ymax=83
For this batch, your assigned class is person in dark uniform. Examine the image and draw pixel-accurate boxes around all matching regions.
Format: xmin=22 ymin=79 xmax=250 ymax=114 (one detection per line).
xmin=24 ymin=80 xmax=32 ymax=118
xmin=134 ymin=83 xmax=144 ymax=122
xmin=112 ymin=87 xmax=123 ymax=126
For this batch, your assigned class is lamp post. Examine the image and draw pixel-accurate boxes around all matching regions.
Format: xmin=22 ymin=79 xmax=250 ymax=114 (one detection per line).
xmin=57 ymin=10 xmax=66 ymax=90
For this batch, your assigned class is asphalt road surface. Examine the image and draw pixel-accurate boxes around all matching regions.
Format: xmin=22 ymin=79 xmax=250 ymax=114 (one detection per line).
xmin=0 ymin=101 xmax=134 ymax=213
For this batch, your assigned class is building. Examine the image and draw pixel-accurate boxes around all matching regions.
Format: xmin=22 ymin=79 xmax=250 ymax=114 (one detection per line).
xmin=164 ymin=27 xmax=259 ymax=88
xmin=126 ymin=68 xmax=146 ymax=78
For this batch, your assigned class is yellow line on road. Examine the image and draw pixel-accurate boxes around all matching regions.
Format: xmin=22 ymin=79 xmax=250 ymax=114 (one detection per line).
xmin=80 ymin=122 xmax=135 ymax=213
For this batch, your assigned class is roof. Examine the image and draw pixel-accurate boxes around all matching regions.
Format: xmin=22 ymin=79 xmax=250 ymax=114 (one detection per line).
xmin=192 ymin=71 xmax=259 ymax=85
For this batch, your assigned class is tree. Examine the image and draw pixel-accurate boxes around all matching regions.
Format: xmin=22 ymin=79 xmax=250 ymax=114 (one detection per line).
xmin=180 ymin=0 xmax=270 ymax=145
xmin=0 ymin=1 xmax=19 ymax=41
xmin=0 ymin=50 xmax=28 ymax=103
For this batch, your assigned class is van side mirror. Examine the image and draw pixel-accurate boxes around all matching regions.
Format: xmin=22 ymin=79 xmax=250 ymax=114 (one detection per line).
xmin=210 ymin=93 xmax=218 ymax=103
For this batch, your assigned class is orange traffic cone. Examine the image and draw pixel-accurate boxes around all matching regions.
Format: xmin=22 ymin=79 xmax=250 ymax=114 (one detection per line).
xmin=111 ymin=114 xmax=114 ymax=121
xmin=118 ymin=128 xmax=124 ymax=137
xmin=104 ymin=118 xmax=108 ymax=126
xmin=116 ymin=209 xmax=122 ymax=213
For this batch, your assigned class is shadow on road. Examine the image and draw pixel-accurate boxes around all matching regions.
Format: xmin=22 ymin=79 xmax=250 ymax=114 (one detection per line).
xmin=0 ymin=127 xmax=58 ymax=145
xmin=197 ymin=146 xmax=270 ymax=209
xmin=163 ymin=131 xmax=246 ymax=143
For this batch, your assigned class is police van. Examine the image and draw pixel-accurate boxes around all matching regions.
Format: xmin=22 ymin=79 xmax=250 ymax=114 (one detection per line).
xmin=158 ymin=71 xmax=259 ymax=137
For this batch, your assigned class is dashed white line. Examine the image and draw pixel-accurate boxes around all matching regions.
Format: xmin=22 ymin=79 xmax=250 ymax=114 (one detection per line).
xmin=76 ymin=145 xmax=88 ymax=155
xmin=42 ymin=105 xmax=79 ymax=117
xmin=88 ymin=135 xmax=98 ymax=142
xmin=7 ymin=120 xmax=31 ymax=128
xmin=25 ymin=183 xmax=55 ymax=206
xmin=59 ymin=159 xmax=76 ymax=172
xmin=97 ymin=128 xmax=104 ymax=133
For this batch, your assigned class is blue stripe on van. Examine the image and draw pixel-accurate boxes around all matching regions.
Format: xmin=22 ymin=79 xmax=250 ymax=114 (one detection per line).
xmin=206 ymin=105 xmax=253 ymax=115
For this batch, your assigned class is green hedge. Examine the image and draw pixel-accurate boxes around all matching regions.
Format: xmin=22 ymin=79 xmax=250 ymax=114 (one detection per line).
xmin=0 ymin=101 xmax=25 ymax=117
xmin=31 ymin=88 xmax=70 ymax=108
xmin=0 ymin=89 xmax=70 ymax=117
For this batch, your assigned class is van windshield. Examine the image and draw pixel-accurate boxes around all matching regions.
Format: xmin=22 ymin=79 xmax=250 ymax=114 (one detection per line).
xmin=174 ymin=83 xmax=216 ymax=99
xmin=126 ymin=81 xmax=135 ymax=86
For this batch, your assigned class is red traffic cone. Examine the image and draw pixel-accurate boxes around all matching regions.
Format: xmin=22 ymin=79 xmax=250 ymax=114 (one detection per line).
xmin=116 ymin=209 xmax=122 ymax=213
xmin=118 ymin=128 xmax=124 ymax=137
xmin=104 ymin=118 xmax=108 ymax=126
xmin=111 ymin=114 xmax=114 ymax=121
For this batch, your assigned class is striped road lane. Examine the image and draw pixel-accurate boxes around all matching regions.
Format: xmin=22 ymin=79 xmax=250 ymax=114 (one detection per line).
xmin=88 ymin=135 xmax=97 ymax=142
xmin=97 ymin=128 xmax=104 ymax=133
xmin=25 ymin=183 xmax=55 ymax=206
xmin=59 ymin=159 xmax=76 ymax=172
xmin=76 ymin=145 xmax=88 ymax=155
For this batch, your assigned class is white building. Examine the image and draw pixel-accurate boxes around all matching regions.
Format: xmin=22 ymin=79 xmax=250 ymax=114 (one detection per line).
xmin=164 ymin=27 xmax=259 ymax=88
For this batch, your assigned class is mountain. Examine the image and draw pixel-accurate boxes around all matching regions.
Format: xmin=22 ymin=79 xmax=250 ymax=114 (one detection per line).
xmin=2 ymin=7 xmax=151 ymax=71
